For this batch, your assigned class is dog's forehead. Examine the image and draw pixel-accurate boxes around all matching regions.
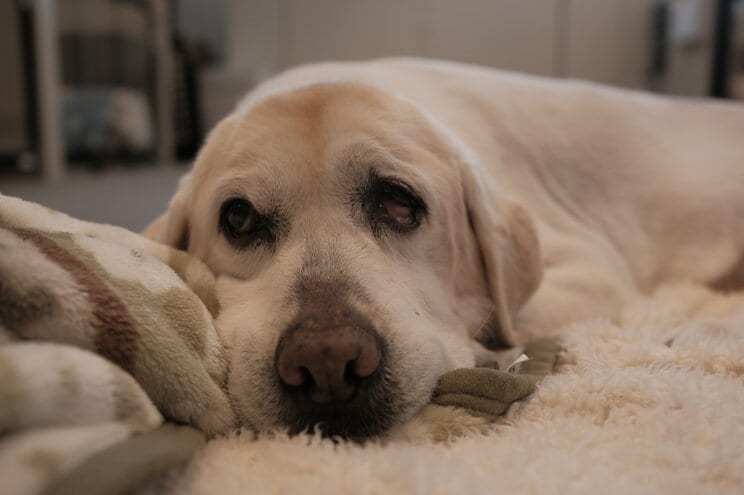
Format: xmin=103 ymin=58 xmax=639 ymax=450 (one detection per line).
xmin=248 ymin=82 xmax=388 ymax=125
xmin=236 ymin=83 xmax=405 ymax=170
xmin=193 ymin=82 xmax=459 ymax=213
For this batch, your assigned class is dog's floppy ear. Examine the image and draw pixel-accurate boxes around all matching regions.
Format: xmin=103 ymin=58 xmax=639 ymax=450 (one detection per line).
xmin=143 ymin=172 xmax=193 ymax=251
xmin=143 ymin=114 xmax=241 ymax=248
xmin=461 ymin=163 xmax=543 ymax=346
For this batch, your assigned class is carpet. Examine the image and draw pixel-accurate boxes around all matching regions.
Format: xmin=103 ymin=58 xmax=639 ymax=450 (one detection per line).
xmin=148 ymin=284 xmax=744 ymax=495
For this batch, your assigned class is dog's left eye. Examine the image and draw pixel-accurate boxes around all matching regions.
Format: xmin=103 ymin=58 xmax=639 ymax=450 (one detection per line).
xmin=372 ymin=180 xmax=425 ymax=232
xmin=380 ymin=195 xmax=415 ymax=227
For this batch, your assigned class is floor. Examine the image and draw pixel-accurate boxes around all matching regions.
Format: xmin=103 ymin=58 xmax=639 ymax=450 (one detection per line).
xmin=0 ymin=164 xmax=186 ymax=232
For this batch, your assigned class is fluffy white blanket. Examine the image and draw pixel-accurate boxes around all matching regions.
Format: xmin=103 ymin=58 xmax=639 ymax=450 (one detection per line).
xmin=152 ymin=284 xmax=744 ymax=495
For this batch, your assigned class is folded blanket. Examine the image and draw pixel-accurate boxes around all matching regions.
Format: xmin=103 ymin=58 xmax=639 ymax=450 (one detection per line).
xmin=0 ymin=194 xmax=560 ymax=495
xmin=0 ymin=198 xmax=235 ymax=436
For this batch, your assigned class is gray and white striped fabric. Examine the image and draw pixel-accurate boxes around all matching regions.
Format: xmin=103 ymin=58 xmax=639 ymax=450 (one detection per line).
xmin=0 ymin=194 xmax=235 ymax=495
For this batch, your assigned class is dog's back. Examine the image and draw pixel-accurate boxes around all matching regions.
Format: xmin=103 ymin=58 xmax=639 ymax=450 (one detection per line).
xmin=249 ymin=58 xmax=744 ymax=332
xmin=385 ymin=59 xmax=744 ymax=286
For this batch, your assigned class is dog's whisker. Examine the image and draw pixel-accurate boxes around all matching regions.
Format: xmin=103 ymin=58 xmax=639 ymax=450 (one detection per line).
xmin=470 ymin=306 xmax=495 ymax=340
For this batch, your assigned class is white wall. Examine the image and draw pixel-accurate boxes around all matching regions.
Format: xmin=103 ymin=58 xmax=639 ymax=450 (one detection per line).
xmin=200 ymin=0 xmax=715 ymax=128
xmin=225 ymin=0 xmax=561 ymax=77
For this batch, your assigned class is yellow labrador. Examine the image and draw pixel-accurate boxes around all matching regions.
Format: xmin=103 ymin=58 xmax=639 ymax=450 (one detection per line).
xmin=145 ymin=58 xmax=744 ymax=437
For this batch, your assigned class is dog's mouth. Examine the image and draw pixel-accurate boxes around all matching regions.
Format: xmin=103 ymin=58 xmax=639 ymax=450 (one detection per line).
xmin=277 ymin=368 xmax=401 ymax=439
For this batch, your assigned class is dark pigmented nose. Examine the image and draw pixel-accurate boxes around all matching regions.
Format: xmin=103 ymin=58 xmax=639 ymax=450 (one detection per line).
xmin=276 ymin=326 xmax=382 ymax=404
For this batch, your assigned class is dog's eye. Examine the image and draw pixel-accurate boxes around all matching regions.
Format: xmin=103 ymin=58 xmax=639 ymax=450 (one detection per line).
xmin=219 ymin=198 xmax=278 ymax=250
xmin=373 ymin=180 xmax=425 ymax=232
xmin=219 ymin=198 xmax=273 ymax=249
xmin=380 ymin=197 xmax=414 ymax=227
xmin=222 ymin=198 xmax=256 ymax=235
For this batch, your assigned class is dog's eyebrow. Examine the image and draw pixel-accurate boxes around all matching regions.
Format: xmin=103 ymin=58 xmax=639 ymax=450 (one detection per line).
xmin=211 ymin=177 xmax=284 ymax=220
xmin=341 ymin=142 xmax=430 ymax=192
xmin=341 ymin=143 xmax=437 ymax=211
xmin=342 ymin=141 xmax=412 ymax=167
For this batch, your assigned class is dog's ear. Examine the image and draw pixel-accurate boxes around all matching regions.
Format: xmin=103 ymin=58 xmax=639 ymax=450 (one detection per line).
xmin=461 ymin=163 xmax=543 ymax=346
xmin=143 ymin=115 xmax=240 ymax=250
xmin=142 ymin=172 xmax=193 ymax=251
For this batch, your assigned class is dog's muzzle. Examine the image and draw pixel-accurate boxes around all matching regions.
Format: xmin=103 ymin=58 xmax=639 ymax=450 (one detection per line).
xmin=273 ymin=281 xmax=395 ymax=438
xmin=277 ymin=324 xmax=381 ymax=404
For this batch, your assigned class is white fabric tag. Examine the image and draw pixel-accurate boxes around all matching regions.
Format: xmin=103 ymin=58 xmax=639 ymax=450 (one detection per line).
xmin=508 ymin=353 xmax=530 ymax=373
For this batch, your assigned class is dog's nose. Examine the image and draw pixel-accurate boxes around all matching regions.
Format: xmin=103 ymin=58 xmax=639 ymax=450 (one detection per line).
xmin=276 ymin=325 xmax=381 ymax=403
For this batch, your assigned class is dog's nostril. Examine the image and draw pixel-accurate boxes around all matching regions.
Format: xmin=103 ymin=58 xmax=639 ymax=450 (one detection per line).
xmin=343 ymin=360 xmax=357 ymax=384
xmin=277 ymin=361 xmax=307 ymax=387
xmin=300 ymin=367 xmax=313 ymax=387
xmin=289 ymin=366 xmax=314 ymax=388
xmin=353 ymin=345 xmax=381 ymax=378
xmin=276 ymin=326 xmax=382 ymax=404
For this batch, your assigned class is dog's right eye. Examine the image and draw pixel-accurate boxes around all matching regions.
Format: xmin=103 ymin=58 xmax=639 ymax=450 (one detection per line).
xmin=222 ymin=198 xmax=256 ymax=235
xmin=219 ymin=198 xmax=263 ymax=247
xmin=219 ymin=198 xmax=278 ymax=250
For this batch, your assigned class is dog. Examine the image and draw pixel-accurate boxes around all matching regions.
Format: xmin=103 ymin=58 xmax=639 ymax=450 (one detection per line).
xmin=145 ymin=58 xmax=744 ymax=438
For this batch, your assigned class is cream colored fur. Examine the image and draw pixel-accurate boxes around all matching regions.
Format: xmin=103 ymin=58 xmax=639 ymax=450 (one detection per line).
xmin=149 ymin=284 xmax=744 ymax=495
xmin=146 ymin=58 xmax=744 ymax=435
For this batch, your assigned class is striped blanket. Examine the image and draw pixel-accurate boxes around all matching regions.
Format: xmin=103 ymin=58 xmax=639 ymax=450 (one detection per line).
xmin=0 ymin=194 xmax=235 ymax=494
xmin=0 ymin=194 xmax=559 ymax=495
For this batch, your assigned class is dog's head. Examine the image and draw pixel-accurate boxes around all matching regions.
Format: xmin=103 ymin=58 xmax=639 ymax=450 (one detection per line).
xmin=146 ymin=82 xmax=542 ymax=438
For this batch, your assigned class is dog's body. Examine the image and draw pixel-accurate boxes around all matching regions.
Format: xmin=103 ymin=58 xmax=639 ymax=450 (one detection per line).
xmin=147 ymin=59 xmax=744 ymax=437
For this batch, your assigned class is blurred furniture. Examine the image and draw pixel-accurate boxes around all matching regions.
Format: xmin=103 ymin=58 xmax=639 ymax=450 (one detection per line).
xmin=733 ymin=0 xmax=744 ymax=100
xmin=199 ymin=0 xmax=718 ymax=129
xmin=10 ymin=0 xmax=174 ymax=182
xmin=0 ymin=0 xmax=31 ymax=164
xmin=712 ymin=0 xmax=744 ymax=98
xmin=59 ymin=0 xmax=155 ymax=163
xmin=172 ymin=34 xmax=206 ymax=159
xmin=58 ymin=0 xmax=174 ymax=169
xmin=61 ymin=87 xmax=154 ymax=162
xmin=33 ymin=0 xmax=65 ymax=181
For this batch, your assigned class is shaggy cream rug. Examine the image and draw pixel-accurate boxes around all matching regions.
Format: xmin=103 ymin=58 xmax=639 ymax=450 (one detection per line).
xmin=152 ymin=284 xmax=744 ymax=495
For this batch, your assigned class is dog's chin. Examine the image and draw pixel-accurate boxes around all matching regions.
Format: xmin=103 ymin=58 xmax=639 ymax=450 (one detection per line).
xmin=281 ymin=401 xmax=397 ymax=439
xmin=277 ymin=372 xmax=403 ymax=440
xmin=230 ymin=362 xmax=412 ymax=440
xmin=227 ymin=323 xmax=452 ymax=439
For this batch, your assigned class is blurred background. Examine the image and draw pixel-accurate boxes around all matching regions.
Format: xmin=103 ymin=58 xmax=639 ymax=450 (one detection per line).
xmin=1 ymin=0 xmax=743 ymax=230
